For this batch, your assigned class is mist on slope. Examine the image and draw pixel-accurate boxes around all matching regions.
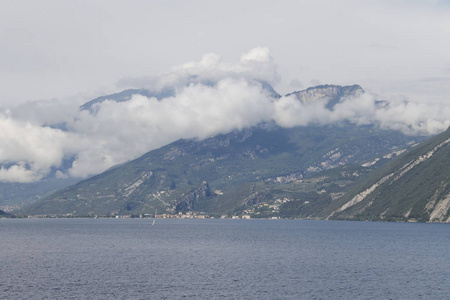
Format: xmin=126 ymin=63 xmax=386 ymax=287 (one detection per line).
xmin=1 ymin=47 xmax=449 ymax=183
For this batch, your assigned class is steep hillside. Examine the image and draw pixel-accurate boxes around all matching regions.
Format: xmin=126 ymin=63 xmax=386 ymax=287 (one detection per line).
xmin=325 ymin=127 xmax=450 ymax=222
xmin=21 ymin=124 xmax=420 ymax=217
xmin=0 ymin=209 xmax=10 ymax=217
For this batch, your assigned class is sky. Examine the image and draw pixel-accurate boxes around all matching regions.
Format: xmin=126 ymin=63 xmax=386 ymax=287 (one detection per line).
xmin=1 ymin=0 xmax=450 ymax=105
xmin=0 ymin=0 xmax=450 ymax=183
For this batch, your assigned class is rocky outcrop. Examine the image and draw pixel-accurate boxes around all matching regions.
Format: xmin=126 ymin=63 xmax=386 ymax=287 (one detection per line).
xmin=121 ymin=172 xmax=154 ymax=197
xmin=391 ymin=138 xmax=449 ymax=183
xmin=286 ymin=84 xmax=363 ymax=108
xmin=429 ymin=193 xmax=450 ymax=222
xmin=242 ymin=192 xmax=268 ymax=207
xmin=175 ymin=181 xmax=211 ymax=212
xmin=327 ymin=173 xmax=395 ymax=219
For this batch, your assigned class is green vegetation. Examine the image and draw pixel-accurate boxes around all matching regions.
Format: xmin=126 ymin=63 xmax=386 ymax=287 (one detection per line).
xmin=20 ymin=123 xmax=420 ymax=218
xmin=326 ymin=127 xmax=450 ymax=222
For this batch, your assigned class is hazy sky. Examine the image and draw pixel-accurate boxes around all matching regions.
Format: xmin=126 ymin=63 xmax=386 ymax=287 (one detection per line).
xmin=1 ymin=0 xmax=450 ymax=183
xmin=1 ymin=0 xmax=450 ymax=106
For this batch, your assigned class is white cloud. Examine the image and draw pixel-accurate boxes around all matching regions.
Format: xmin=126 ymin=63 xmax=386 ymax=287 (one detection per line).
xmin=240 ymin=47 xmax=271 ymax=63
xmin=117 ymin=47 xmax=278 ymax=92
xmin=7 ymin=98 xmax=80 ymax=125
xmin=0 ymin=113 xmax=84 ymax=182
xmin=67 ymin=77 xmax=274 ymax=177
xmin=273 ymin=92 xmax=450 ymax=135
xmin=0 ymin=47 xmax=449 ymax=183
xmin=0 ymin=163 xmax=39 ymax=183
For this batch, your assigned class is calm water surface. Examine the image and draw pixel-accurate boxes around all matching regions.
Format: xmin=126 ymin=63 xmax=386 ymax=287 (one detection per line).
xmin=1 ymin=218 xmax=449 ymax=299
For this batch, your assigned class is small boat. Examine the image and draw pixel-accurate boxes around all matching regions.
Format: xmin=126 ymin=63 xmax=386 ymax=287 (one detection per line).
xmin=152 ymin=209 xmax=157 ymax=225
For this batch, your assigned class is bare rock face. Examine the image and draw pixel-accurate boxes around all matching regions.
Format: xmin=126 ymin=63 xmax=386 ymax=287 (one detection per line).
xmin=242 ymin=192 xmax=268 ymax=207
xmin=286 ymin=84 xmax=363 ymax=108
xmin=175 ymin=181 xmax=211 ymax=212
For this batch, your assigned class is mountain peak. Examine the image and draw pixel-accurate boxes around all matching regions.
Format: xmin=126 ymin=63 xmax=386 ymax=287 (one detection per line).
xmin=286 ymin=84 xmax=364 ymax=107
xmin=80 ymin=88 xmax=175 ymax=112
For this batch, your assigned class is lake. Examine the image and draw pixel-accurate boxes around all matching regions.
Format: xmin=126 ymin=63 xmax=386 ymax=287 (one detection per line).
xmin=1 ymin=218 xmax=449 ymax=299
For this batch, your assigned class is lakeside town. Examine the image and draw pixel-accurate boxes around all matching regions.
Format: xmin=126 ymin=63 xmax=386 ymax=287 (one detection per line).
xmin=17 ymin=197 xmax=297 ymax=219
xmin=25 ymin=213 xmax=281 ymax=219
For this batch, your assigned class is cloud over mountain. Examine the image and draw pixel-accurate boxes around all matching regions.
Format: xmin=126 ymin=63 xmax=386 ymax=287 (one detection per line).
xmin=274 ymin=93 xmax=450 ymax=135
xmin=0 ymin=113 xmax=82 ymax=182
xmin=1 ymin=48 xmax=449 ymax=183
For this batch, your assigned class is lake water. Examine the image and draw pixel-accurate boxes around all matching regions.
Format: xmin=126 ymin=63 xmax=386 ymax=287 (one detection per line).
xmin=1 ymin=218 xmax=449 ymax=299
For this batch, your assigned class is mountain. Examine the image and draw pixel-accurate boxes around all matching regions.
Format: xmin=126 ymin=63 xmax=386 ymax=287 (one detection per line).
xmin=324 ymin=127 xmax=450 ymax=222
xmin=21 ymin=122 xmax=421 ymax=217
xmin=11 ymin=83 xmax=438 ymax=219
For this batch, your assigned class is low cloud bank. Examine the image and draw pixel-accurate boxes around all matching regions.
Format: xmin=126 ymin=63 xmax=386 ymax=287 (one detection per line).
xmin=274 ymin=93 xmax=450 ymax=135
xmin=1 ymin=48 xmax=449 ymax=182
